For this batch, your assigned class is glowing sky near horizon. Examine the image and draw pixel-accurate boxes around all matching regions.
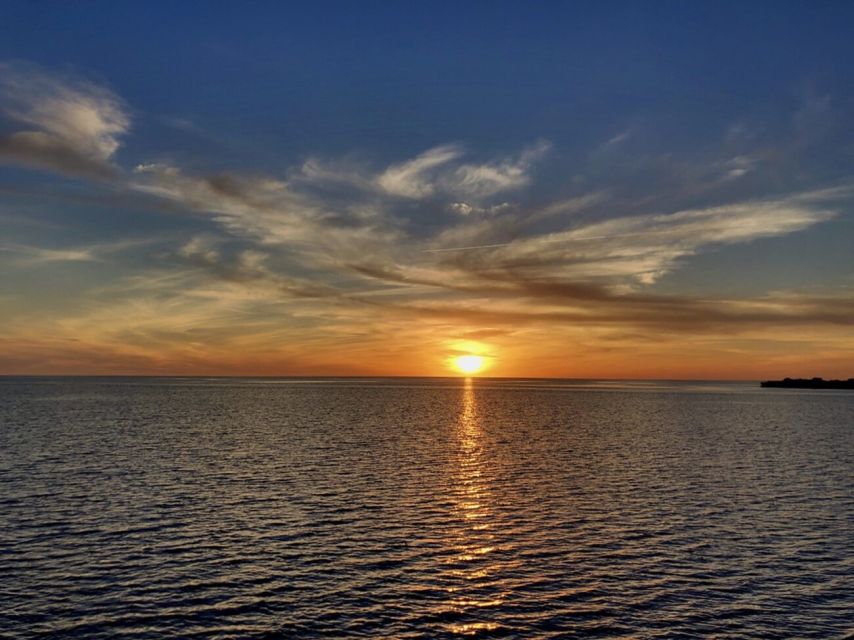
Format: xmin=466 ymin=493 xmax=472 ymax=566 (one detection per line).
xmin=1 ymin=2 xmax=853 ymax=378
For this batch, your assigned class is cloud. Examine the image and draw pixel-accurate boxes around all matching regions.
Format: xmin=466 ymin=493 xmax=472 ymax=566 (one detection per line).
xmin=436 ymin=191 xmax=837 ymax=286
xmin=376 ymin=144 xmax=462 ymax=198
xmin=176 ymin=234 xmax=340 ymax=299
xmin=447 ymin=141 xmax=551 ymax=200
xmin=0 ymin=237 xmax=162 ymax=266
xmin=132 ymin=163 xmax=322 ymax=242
xmin=720 ymin=155 xmax=758 ymax=180
xmin=178 ymin=235 xmax=220 ymax=263
xmin=0 ymin=244 xmax=97 ymax=264
xmin=603 ymin=130 xmax=631 ymax=147
xmin=448 ymin=201 xmax=512 ymax=216
xmin=0 ymin=62 xmax=129 ymax=179
xmin=376 ymin=141 xmax=549 ymax=201
xmin=390 ymin=289 xmax=854 ymax=334
xmin=130 ymin=150 xmax=845 ymax=339
xmin=131 ymin=163 xmax=405 ymax=278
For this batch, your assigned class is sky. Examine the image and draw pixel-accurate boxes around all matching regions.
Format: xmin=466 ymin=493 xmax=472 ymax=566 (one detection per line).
xmin=1 ymin=1 xmax=853 ymax=378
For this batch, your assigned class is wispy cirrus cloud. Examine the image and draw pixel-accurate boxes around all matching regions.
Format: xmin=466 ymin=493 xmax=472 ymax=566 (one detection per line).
xmin=0 ymin=244 xmax=97 ymax=264
xmin=0 ymin=237 xmax=163 ymax=266
xmin=128 ymin=145 xmax=844 ymax=323
xmin=376 ymin=141 xmax=550 ymax=202
xmin=440 ymin=191 xmax=837 ymax=286
xmin=176 ymin=235 xmax=341 ymax=299
xmin=447 ymin=140 xmax=551 ymax=201
xmin=130 ymin=162 xmax=403 ymax=272
xmin=0 ymin=62 xmax=129 ymax=179
xmin=377 ymin=143 xmax=462 ymax=198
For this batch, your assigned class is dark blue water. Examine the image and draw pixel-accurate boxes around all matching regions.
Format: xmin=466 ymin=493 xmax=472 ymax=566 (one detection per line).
xmin=1 ymin=377 xmax=852 ymax=638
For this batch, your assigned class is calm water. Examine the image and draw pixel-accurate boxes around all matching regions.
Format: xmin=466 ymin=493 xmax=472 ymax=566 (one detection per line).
xmin=1 ymin=377 xmax=851 ymax=639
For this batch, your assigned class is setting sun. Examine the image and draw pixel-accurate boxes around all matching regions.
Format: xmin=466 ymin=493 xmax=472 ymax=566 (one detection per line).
xmin=453 ymin=355 xmax=485 ymax=375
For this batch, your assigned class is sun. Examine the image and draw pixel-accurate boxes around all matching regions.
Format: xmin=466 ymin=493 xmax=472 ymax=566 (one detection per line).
xmin=452 ymin=354 xmax=485 ymax=375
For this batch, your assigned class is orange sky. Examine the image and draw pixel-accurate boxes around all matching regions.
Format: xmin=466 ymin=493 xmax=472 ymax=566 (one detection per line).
xmin=1 ymin=306 xmax=852 ymax=379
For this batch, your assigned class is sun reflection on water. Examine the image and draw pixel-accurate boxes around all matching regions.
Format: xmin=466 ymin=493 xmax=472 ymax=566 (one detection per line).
xmin=439 ymin=378 xmax=510 ymax=635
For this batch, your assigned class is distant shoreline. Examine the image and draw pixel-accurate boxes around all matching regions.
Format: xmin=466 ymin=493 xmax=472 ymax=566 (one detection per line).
xmin=761 ymin=377 xmax=854 ymax=390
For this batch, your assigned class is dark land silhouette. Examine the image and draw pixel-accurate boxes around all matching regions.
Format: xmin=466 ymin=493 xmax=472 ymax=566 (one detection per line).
xmin=761 ymin=377 xmax=854 ymax=389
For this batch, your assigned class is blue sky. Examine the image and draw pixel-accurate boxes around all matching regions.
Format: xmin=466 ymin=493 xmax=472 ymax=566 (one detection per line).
xmin=1 ymin=2 xmax=853 ymax=377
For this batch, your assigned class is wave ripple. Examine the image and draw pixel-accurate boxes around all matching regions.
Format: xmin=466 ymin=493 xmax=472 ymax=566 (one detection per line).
xmin=1 ymin=377 xmax=852 ymax=638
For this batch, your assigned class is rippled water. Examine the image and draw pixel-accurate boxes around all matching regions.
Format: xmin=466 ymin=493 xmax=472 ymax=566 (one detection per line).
xmin=1 ymin=377 xmax=852 ymax=638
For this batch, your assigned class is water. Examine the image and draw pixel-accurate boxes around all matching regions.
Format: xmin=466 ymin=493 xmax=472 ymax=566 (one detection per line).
xmin=1 ymin=377 xmax=851 ymax=639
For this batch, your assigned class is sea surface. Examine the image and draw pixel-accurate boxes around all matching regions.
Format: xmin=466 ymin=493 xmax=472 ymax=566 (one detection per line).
xmin=1 ymin=377 xmax=851 ymax=639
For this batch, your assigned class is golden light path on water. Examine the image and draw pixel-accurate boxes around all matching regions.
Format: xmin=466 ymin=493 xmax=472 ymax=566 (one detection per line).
xmin=439 ymin=378 xmax=508 ymax=636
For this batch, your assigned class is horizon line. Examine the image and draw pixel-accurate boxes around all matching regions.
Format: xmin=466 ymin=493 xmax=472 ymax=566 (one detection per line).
xmin=0 ymin=373 xmax=774 ymax=383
